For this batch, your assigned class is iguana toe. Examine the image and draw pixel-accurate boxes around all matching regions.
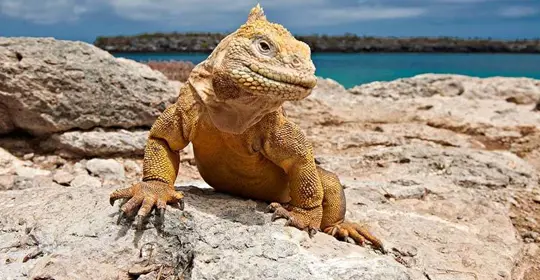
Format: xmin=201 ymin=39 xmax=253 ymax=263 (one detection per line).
xmin=323 ymin=222 xmax=386 ymax=253
xmin=267 ymin=202 xmax=321 ymax=237
xmin=109 ymin=181 xmax=184 ymax=227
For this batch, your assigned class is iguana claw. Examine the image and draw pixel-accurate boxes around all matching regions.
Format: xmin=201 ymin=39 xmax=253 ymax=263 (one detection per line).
xmin=109 ymin=180 xmax=184 ymax=227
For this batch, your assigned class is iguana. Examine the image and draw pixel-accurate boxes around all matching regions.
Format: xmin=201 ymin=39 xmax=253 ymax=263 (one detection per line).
xmin=110 ymin=4 xmax=384 ymax=252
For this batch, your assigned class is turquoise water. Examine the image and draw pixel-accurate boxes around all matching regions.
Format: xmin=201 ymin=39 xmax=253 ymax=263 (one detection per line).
xmin=114 ymin=53 xmax=540 ymax=88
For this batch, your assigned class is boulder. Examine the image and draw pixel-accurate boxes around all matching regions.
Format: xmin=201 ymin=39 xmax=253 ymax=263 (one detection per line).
xmin=348 ymin=74 xmax=540 ymax=104
xmin=0 ymin=37 xmax=178 ymax=136
xmin=40 ymin=129 xmax=149 ymax=158
xmin=0 ymin=140 xmax=537 ymax=279
xmin=85 ymin=158 xmax=125 ymax=180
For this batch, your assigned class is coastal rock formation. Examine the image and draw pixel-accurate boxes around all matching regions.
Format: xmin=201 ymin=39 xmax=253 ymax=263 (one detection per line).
xmin=348 ymin=74 xmax=540 ymax=104
xmin=0 ymin=37 xmax=177 ymax=136
xmin=1 ymin=38 xmax=540 ymax=279
xmin=0 ymin=142 xmax=537 ymax=279
xmin=39 ymin=129 xmax=149 ymax=158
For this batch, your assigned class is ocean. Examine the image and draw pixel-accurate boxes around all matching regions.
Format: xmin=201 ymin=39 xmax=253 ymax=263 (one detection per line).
xmin=114 ymin=53 xmax=540 ymax=89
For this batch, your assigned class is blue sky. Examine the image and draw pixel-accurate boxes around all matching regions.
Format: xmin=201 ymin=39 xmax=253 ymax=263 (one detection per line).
xmin=0 ymin=0 xmax=539 ymax=43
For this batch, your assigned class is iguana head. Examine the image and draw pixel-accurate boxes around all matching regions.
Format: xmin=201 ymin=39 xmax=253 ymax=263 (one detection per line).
xmin=188 ymin=4 xmax=317 ymax=134
xmin=216 ymin=4 xmax=317 ymax=100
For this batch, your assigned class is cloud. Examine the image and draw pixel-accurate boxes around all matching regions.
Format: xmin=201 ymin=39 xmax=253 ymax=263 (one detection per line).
xmin=106 ymin=0 xmax=254 ymax=22
xmin=0 ymin=0 xmax=93 ymax=24
xmin=1 ymin=0 xmax=538 ymax=28
xmin=498 ymin=6 xmax=538 ymax=18
xmin=300 ymin=6 xmax=426 ymax=26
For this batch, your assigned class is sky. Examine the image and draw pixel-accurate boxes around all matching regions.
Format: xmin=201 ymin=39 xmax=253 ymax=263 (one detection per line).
xmin=0 ymin=0 xmax=539 ymax=43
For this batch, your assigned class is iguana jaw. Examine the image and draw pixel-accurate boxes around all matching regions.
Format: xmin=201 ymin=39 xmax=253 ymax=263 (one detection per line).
xmin=230 ymin=62 xmax=317 ymax=101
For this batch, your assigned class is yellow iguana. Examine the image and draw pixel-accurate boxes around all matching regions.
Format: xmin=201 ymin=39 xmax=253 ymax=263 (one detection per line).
xmin=110 ymin=4 xmax=384 ymax=252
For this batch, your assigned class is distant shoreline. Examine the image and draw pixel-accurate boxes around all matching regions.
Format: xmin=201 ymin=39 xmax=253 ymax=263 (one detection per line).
xmin=94 ymin=32 xmax=540 ymax=54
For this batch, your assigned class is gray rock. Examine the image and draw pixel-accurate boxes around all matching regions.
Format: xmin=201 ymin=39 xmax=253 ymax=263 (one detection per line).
xmin=85 ymin=158 xmax=125 ymax=180
xmin=0 ymin=147 xmax=22 ymax=175
xmin=53 ymin=170 xmax=75 ymax=186
xmin=349 ymin=74 xmax=540 ymax=104
xmin=70 ymin=174 xmax=101 ymax=188
xmin=123 ymin=159 xmax=142 ymax=176
xmin=14 ymin=166 xmax=51 ymax=179
xmin=0 ymin=174 xmax=15 ymax=191
xmin=41 ymin=129 xmax=149 ymax=158
xmin=0 ymin=184 xmax=411 ymax=280
xmin=0 ymin=37 xmax=178 ymax=136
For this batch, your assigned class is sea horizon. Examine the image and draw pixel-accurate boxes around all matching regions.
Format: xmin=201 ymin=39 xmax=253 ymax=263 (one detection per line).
xmin=113 ymin=52 xmax=540 ymax=88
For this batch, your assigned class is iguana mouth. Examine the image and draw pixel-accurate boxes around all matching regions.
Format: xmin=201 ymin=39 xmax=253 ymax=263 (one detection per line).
xmin=230 ymin=63 xmax=317 ymax=95
xmin=248 ymin=63 xmax=317 ymax=89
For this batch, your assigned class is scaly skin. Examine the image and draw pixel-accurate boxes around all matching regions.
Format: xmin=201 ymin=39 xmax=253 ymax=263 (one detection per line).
xmin=110 ymin=4 xmax=384 ymax=252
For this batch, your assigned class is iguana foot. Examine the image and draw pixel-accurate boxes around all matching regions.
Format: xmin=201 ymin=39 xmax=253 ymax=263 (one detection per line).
xmin=266 ymin=202 xmax=320 ymax=237
xmin=109 ymin=180 xmax=184 ymax=229
xmin=323 ymin=222 xmax=386 ymax=253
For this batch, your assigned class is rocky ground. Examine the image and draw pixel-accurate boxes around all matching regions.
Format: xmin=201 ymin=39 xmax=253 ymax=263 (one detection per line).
xmin=1 ymin=37 xmax=540 ymax=280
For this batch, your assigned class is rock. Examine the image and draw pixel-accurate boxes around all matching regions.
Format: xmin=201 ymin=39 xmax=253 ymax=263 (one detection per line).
xmin=31 ymin=155 xmax=67 ymax=170
xmin=0 ymin=174 xmax=15 ymax=190
xmin=15 ymin=166 xmax=51 ymax=178
xmin=23 ymin=153 xmax=34 ymax=160
xmin=86 ymin=159 xmax=125 ymax=180
xmin=522 ymin=231 xmax=540 ymax=240
xmin=349 ymin=74 xmax=540 ymax=104
xmin=0 ymin=37 xmax=178 ymax=136
xmin=533 ymin=196 xmax=540 ymax=204
xmin=123 ymin=159 xmax=142 ymax=175
xmin=41 ymin=129 xmax=149 ymax=158
xmin=53 ymin=170 xmax=75 ymax=186
xmin=0 ymin=147 xmax=23 ymax=175
xmin=1 ymin=147 xmax=50 ymax=179
xmin=1 ymin=56 xmax=540 ymax=279
xmin=0 ymin=183 xmax=411 ymax=280
xmin=70 ymin=174 xmax=102 ymax=188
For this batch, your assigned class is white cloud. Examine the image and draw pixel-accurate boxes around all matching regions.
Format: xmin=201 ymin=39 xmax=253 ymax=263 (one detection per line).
xmin=2 ymin=0 xmax=534 ymax=28
xmin=0 ymin=0 xmax=427 ymax=26
xmin=498 ymin=6 xmax=538 ymax=18
xmin=0 ymin=0 xmax=94 ymax=24
xmin=107 ymin=0 xmax=254 ymax=22
xmin=299 ymin=6 xmax=425 ymax=26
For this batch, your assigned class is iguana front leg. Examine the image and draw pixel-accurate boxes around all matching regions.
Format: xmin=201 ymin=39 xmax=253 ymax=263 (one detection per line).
xmin=262 ymin=119 xmax=324 ymax=233
xmin=109 ymin=103 xmax=188 ymax=227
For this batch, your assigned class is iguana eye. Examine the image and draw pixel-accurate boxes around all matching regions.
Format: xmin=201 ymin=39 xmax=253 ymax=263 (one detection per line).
xmin=259 ymin=41 xmax=270 ymax=51
xmin=254 ymin=38 xmax=274 ymax=56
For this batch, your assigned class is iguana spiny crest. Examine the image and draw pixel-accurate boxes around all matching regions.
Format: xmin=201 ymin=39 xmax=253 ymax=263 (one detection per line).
xmin=188 ymin=4 xmax=317 ymax=134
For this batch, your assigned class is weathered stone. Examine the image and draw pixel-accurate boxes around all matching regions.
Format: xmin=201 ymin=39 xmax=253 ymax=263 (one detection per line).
xmin=70 ymin=174 xmax=102 ymax=188
xmin=41 ymin=129 xmax=149 ymax=158
xmin=349 ymin=74 xmax=540 ymax=104
xmin=0 ymin=184 xmax=411 ymax=280
xmin=15 ymin=166 xmax=51 ymax=178
xmin=123 ymin=159 xmax=142 ymax=176
xmin=53 ymin=170 xmax=75 ymax=186
xmin=0 ymin=174 xmax=15 ymax=190
xmin=1 ymin=44 xmax=539 ymax=279
xmin=0 ymin=147 xmax=22 ymax=175
xmin=86 ymin=159 xmax=125 ymax=180
xmin=0 ymin=37 xmax=178 ymax=136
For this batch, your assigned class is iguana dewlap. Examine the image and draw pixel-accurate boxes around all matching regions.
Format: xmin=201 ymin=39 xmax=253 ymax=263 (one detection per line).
xmin=110 ymin=4 xmax=384 ymax=252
